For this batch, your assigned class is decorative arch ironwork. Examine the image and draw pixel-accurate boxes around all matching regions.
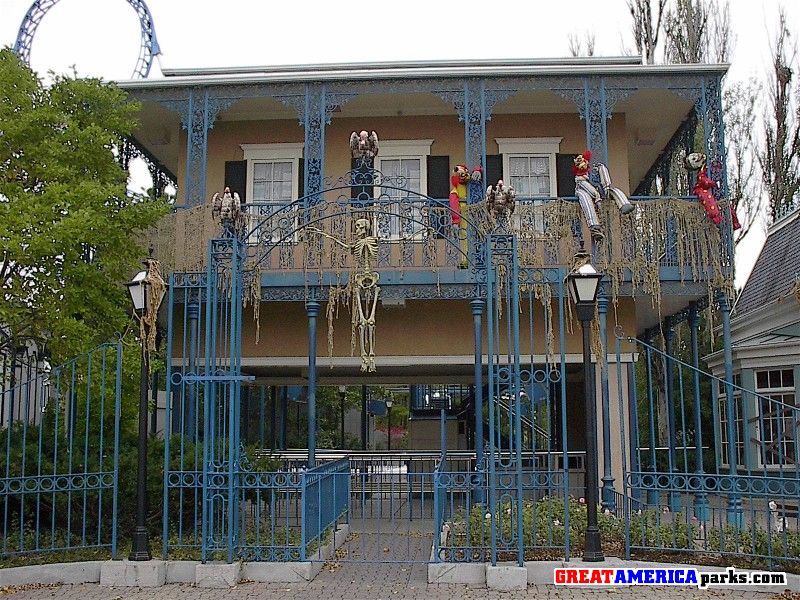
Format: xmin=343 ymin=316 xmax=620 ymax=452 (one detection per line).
xmin=13 ymin=0 xmax=161 ymax=79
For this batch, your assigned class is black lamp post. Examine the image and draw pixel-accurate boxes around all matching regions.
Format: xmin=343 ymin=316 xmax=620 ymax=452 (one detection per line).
xmin=385 ymin=398 xmax=393 ymax=451
xmin=566 ymin=262 xmax=605 ymax=563
xmin=126 ymin=269 xmax=152 ymax=561
xmin=338 ymin=385 xmax=347 ymax=449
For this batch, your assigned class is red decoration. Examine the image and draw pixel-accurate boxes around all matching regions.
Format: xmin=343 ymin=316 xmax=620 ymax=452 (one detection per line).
xmin=730 ymin=205 xmax=742 ymax=231
xmin=571 ymin=150 xmax=592 ymax=177
xmin=449 ymin=164 xmax=469 ymax=225
xmin=693 ymin=170 xmax=721 ymax=226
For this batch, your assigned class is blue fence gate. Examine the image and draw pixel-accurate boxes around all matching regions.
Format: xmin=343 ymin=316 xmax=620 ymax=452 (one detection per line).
xmin=434 ymin=232 xmax=573 ymax=566
xmin=0 ymin=342 xmax=122 ymax=559
xmin=162 ymin=226 xmax=250 ymax=562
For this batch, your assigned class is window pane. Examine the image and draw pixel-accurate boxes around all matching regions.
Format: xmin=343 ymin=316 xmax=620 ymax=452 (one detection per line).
xmin=783 ymin=369 xmax=795 ymax=388
xmin=756 ymin=371 xmax=768 ymax=389
xmin=530 ymin=157 xmax=548 ymax=176
xmin=509 ymin=157 xmax=529 ymax=177
xmin=274 ymin=162 xmax=292 ymax=181
xmin=253 ymin=163 xmax=268 ymax=180
xmin=382 ymin=159 xmax=400 ymax=178
xmin=253 ymin=182 xmax=267 ymax=200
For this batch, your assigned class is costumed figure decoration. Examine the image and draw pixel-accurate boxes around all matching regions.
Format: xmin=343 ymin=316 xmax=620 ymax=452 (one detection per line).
xmin=449 ymin=164 xmax=482 ymax=267
xmin=211 ymin=186 xmax=244 ymax=235
xmin=349 ymin=130 xmax=380 ymax=161
xmin=685 ymin=153 xmax=741 ymax=230
xmin=572 ymin=151 xmax=635 ymax=243
xmin=486 ymin=180 xmax=516 ymax=230
xmin=309 ymin=218 xmax=380 ymax=372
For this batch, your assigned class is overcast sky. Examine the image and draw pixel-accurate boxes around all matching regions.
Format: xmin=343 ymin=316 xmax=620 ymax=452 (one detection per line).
xmin=1 ymin=0 xmax=796 ymax=287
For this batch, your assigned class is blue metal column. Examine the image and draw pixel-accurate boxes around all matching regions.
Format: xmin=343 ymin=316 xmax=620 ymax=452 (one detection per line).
xmin=471 ymin=298 xmax=485 ymax=492
xmin=302 ymin=84 xmax=326 ymax=209
xmin=484 ymin=240 xmax=497 ymax=566
xmin=258 ymin=385 xmax=266 ymax=448
xmin=719 ymin=292 xmax=742 ymax=525
xmin=627 ymin=362 xmax=641 ymax=505
xmin=181 ymin=90 xmax=237 ymax=206
xmin=306 ymin=299 xmax=320 ymax=467
xmin=185 ymin=293 xmax=200 ymax=439
xmin=663 ymin=324 xmax=681 ymax=513
xmin=280 ymin=386 xmax=288 ymax=450
xmin=598 ymin=296 xmax=616 ymax=512
xmin=463 ymin=79 xmax=487 ymax=204
xmin=643 ymin=336 xmax=659 ymax=506
xmin=583 ymin=77 xmax=609 ymax=167
xmin=688 ymin=306 xmax=709 ymax=520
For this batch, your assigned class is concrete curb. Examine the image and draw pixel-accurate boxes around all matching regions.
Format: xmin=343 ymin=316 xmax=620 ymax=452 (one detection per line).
xmin=100 ymin=560 xmax=166 ymax=587
xmin=0 ymin=561 xmax=103 ymax=586
xmin=0 ymin=523 xmax=351 ymax=588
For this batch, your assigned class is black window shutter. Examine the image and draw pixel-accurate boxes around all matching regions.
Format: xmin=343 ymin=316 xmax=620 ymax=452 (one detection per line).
xmin=427 ymin=156 xmax=450 ymax=237
xmin=556 ymin=153 xmax=576 ymax=197
xmin=350 ymin=157 xmax=374 ymax=202
xmin=298 ymin=158 xmax=304 ymax=200
xmin=224 ymin=160 xmax=247 ymax=202
xmin=485 ymin=154 xmax=503 ymax=188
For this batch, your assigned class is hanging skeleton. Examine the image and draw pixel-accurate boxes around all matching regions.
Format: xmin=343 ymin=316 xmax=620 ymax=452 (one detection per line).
xmin=572 ymin=150 xmax=635 ymax=242
xmin=309 ymin=218 xmax=380 ymax=372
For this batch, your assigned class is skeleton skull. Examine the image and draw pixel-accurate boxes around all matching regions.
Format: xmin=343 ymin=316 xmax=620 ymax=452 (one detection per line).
xmin=355 ymin=218 xmax=371 ymax=238
xmin=685 ymin=152 xmax=707 ymax=170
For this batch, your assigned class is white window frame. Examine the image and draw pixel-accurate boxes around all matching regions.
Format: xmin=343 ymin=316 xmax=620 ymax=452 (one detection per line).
xmin=241 ymin=143 xmax=304 ymax=244
xmin=718 ymin=382 xmax=745 ymax=469
xmin=495 ymin=137 xmax=562 ymax=197
xmin=754 ymin=368 xmax=797 ymax=468
xmin=374 ymin=139 xmax=433 ymax=240
xmin=495 ymin=138 xmax=562 ymax=234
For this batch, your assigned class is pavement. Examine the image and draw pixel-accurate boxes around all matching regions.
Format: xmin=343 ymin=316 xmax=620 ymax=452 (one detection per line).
xmin=0 ymin=573 xmax=788 ymax=600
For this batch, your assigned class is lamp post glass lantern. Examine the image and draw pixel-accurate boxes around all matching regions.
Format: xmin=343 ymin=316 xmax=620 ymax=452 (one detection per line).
xmin=126 ymin=269 xmax=152 ymax=561
xmin=566 ymin=263 xmax=604 ymax=562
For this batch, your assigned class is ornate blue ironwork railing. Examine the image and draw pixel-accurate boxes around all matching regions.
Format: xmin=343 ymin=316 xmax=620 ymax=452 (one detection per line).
xmin=617 ymin=333 xmax=800 ymax=567
xmin=0 ymin=342 xmax=122 ymax=558
xmin=153 ymin=193 xmax=729 ymax=294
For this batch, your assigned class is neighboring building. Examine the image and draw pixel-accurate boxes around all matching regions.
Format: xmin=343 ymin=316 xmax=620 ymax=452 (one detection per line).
xmin=706 ymin=207 xmax=800 ymax=473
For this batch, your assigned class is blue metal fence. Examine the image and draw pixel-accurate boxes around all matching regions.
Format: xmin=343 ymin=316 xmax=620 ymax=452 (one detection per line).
xmin=618 ymin=334 xmax=800 ymax=567
xmin=299 ymin=459 xmax=349 ymax=560
xmin=0 ymin=342 xmax=122 ymax=558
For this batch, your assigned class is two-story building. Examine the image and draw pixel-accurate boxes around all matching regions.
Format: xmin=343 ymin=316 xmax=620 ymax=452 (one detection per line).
xmin=118 ymin=56 xmax=747 ymax=564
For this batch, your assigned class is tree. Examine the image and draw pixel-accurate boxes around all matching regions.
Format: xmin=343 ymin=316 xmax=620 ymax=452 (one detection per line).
xmin=663 ymin=0 xmax=731 ymax=64
xmin=568 ymin=32 xmax=596 ymax=58
xmin=724 ymin=79 xmax=762 ymax=245
xmin=0 ymin=49 xmax=167 ymax=362
xmin=759 ymin=11 xmax=800 ymax=222
xmin=628 ymin=0 xmax=668 ymax=64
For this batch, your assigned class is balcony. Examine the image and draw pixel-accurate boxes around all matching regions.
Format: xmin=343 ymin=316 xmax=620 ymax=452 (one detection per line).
xmin=148 ymin=192 xmax=730 ymax=300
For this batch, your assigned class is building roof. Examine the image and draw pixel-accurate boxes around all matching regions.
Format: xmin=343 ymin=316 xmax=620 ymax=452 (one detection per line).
xmin=733 ymin=210 xmax=800 ymax=319
xmin=117 ymin=56 xmax=729 ymax=88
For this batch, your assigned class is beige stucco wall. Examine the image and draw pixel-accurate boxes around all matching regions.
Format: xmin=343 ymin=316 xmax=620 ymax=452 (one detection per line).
xmin=171 ymin=297 xmax=637 ymax=365
xmin=174 ymin=105 xmax=631 ymax=204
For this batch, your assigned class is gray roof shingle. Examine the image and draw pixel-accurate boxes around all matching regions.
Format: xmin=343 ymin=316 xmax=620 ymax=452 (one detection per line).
xmin=734 ymin=211 xmax=800 ymax=318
